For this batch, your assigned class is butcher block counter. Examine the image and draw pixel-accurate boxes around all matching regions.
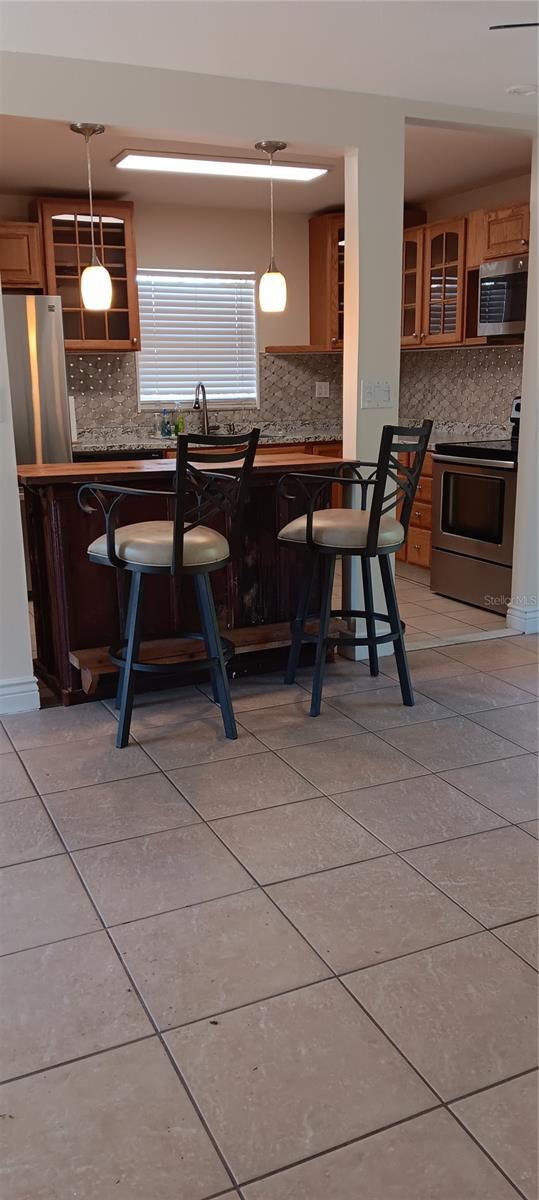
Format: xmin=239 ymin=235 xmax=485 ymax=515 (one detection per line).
xmin=19 ymin=450 xmax=343 ymax=704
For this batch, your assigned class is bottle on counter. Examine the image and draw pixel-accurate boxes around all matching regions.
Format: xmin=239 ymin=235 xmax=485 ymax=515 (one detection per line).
xmin=160 ymin=409 xmax=172 ymax=437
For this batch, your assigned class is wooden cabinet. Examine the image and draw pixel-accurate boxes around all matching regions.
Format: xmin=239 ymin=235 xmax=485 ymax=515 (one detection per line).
xmin=0 ymin=221 xmax=43 ymax=289
xmin=396 ymin=452 xmax=432 ymax=568
xmin=401 ymin=227 xmax=424 ymax=345
xmin=421 ymin=219 xmax=466 ymax=346
xmin=37 ymin=198 xmax=140 ymax=351
xmin=308 ymin=212 xmax=345 ymax=349
xmin=484 ymin=204 xmax=530 ymax=260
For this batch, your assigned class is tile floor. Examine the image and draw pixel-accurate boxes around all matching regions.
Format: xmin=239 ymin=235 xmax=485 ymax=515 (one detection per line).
xmin=0 ymin=634 xmax=538 ymax=1198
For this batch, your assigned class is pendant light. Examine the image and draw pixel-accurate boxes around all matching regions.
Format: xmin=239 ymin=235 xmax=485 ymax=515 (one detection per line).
xmin=256 ymin=140 xmax=287 ymax=313
xmin=70 ymin=123 xmax=112 ymax=311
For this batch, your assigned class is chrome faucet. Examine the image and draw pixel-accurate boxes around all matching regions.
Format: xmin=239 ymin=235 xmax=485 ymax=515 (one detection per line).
xmin=193 ymin=382 xmax=210 ymax=436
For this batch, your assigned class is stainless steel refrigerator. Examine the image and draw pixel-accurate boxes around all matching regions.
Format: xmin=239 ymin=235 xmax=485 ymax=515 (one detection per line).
xmin=2 ymin=294 xmax=74 ymax=464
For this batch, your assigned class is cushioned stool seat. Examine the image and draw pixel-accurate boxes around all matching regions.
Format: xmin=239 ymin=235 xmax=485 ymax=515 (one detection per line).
xmin=88 ymin=520 xmax=230 ymax=569
xmin=278 ymin=509 xmax=404 ymax=550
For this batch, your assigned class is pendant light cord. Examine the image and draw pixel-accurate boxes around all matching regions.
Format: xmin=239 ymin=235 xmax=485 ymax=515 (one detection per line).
xmin=269 ymin=151 xmax=275 ymax=266
xmin=85 ymin=133 xmax=97 ymax=264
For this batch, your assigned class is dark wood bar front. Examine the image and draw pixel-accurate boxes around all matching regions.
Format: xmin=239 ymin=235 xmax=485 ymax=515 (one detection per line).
xmin=19 ymin=452 xmax=343 ymax=704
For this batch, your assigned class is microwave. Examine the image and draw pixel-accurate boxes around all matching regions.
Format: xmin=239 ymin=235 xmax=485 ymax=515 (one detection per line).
xmin=478 ymin=255 xmax=528 ymax=336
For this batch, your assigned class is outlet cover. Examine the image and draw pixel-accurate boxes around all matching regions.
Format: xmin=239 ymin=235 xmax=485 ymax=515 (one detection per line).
xmin=360 ymin=380 xmax=392 ymax=409
xmin=315 ymin=381 xmax=330 ymax=399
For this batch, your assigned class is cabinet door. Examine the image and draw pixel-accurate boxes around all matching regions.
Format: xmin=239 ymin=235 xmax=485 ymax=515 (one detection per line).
xmin=484 ymin=204 xmax=530 ymax=260
xmin=0 ymin=221 xmax=43 ymax=288
xmin=309 ymin=213 xmax=344 ymax=349
xmin=401 ymin=228 xmax=424 ymax=345
xmin=421 ymin=219 xmax=466 ymax=346
xmin=39 ymin=198 xmax=140 ymax=351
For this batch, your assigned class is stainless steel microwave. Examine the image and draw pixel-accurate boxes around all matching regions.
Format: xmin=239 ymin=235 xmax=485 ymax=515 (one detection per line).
xmin=478 ymin=255 xmax=528 ymax=336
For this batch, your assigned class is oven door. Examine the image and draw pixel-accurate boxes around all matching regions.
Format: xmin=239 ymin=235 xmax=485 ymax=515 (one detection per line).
xmin=432 ymin=458 xmax=516 ymax=567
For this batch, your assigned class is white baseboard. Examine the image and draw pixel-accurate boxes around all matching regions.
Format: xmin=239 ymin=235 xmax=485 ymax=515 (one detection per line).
xmin=0 ymin=675 xmax=40 ymax=715
xmin=506 ymin=604 xmax=539 ymax=635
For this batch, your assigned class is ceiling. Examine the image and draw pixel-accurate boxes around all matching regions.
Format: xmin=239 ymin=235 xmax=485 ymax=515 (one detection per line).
xmin=1 ymin=0 xmax=538 ymax=116
xmin=0 ymin=116 xmax=532 ymax=212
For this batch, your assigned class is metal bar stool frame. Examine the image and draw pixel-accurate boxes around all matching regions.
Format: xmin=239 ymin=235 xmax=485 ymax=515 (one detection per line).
xmin=78 ymin=429 xmax=260 ymax=747
xmin=279 ymin=421 xmax=433 ymax=716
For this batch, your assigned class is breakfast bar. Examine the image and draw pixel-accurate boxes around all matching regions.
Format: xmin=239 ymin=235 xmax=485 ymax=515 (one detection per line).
xmin=19 ymin=450 xmax=343 ymax=703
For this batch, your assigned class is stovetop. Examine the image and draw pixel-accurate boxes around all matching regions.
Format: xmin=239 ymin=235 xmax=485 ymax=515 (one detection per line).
xmin=433 ymin=437 xmax=518 ymax=464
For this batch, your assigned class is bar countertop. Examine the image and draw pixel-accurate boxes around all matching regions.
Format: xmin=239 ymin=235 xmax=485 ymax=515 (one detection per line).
xmin=18 ymin=450 xmax=344 ymax=486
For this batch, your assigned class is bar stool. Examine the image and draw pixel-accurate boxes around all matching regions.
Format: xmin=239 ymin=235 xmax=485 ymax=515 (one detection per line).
xmin=78 ymin=429 xmax=259 ymax=747
xmin=278 ymin=421 xmax=432 ymax=716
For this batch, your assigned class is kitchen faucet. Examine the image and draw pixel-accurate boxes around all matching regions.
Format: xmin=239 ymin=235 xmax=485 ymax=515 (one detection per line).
xmin=193 ymin=382 xmax=210 ymax=436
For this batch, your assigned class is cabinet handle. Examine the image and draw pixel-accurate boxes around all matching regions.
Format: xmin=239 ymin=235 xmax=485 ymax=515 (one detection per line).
xmin=414 ymin=510 xmax=422 ymax=518
xmin=521 ymin=239 xmax=529 ymax=246
xmin=417 ymin=484 xmax=422 ymax=492
xmin=413 ymin=544 xmax=421 ymax=550
xmin=412 ymin=332 xmax=419 ymax=339
xmin=131 ymin=336 xmax=138 ymax=345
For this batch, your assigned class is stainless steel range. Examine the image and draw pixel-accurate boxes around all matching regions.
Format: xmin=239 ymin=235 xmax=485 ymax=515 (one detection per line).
xmin=431 ymin=400 xmax=520 ymax=614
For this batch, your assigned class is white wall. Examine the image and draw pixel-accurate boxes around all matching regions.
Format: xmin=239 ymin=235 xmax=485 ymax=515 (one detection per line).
xmin=426 ymin=172 xmax=531 ymax=221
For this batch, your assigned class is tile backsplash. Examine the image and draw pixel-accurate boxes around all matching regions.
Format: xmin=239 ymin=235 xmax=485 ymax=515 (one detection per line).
xmin=68 ymin=344 xmax=523 ymax=449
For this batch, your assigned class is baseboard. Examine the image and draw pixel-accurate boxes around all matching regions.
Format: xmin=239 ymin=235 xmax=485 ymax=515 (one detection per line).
xmin=0 ymin=675 xmax=40 ymax=715
xmin=506 ymin=604 xmax=539 ymax=635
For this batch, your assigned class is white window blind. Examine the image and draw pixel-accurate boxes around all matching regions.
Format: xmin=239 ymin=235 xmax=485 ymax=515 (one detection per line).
xmin=137 ymin=269 xmax=258 ymax=407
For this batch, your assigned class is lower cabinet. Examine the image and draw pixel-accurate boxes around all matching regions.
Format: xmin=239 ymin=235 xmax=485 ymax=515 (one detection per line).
xmin=396 ymin=452 xmax=432 ymax=568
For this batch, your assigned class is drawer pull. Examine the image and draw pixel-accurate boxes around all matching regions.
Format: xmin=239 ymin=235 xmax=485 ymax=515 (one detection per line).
xmin=413 ymin=544 xmax=421 ymax=550
xmin=414 ymin=510 xmax=422 ymax=517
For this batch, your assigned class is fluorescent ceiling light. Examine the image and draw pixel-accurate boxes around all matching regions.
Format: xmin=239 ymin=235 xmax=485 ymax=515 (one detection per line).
xmin=114 ymin=151 xmax=328 ymax=182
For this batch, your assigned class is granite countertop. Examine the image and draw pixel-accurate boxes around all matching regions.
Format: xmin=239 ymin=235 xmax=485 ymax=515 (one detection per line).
xmin=73 ymin=424 xmax=343 ymax=453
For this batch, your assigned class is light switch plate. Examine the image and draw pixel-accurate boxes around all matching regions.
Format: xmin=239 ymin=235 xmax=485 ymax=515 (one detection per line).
xmin=360 ymin=380 xmax=392 ymax=409
xmin=315 ymin=381 xmax=330 ymax=398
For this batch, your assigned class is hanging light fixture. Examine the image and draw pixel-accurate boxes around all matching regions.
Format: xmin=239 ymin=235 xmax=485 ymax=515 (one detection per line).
xmin=256 ymin=140 xmax=287 ymax=313
xmin=70 ymin=123 xmax=112 ymax=311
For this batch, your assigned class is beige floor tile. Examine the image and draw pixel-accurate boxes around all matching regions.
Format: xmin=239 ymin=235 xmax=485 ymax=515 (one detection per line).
xmin=382 ymin=648 xmax=477 ymax=683
xmin=471 ymin=702 xmax=539 ymax=752
xmin=494 ymin=916 xmax=539 ymax=970
xmin=139 ymin=715 xmax=263 ymax=771
xmin=165 ymin=979 xmax=434 ymax=1180
xmin=0 ymin=856 xmax=100 ymax=955
xmin=440 ymin=754 xmax=539 ymax=822
xmin=0 ymin=796 xmax=63 ymax=866
xmin=520 ymin=819 xmax=539 ymax=838
xmin=2 ymin=703 xmax=116 ymax=750
xmin=396 ymin=601 xmax=434 ymax=620
xmin=416 ymin=672 xmax=535 ymax=715
xmin=328 ymin=685 xmax=453 ymax=730
xmin=0 ymin=724 xmax=13 ymax=753
xmin=0 ymin=753 xmax=36 ymax=803
xmin=242 ymin=1108 xmax=519 ymax=1200
xmin=0 ymin=931 xmax=151 ymax=1080
xmin=20 ymin=736 xmax=156 ymax=795
xmin=211 ymin=797 xmax=386 ymax=884
xmin=381 ymin=715 xmax=523 ymax=772
xmin=0 ymin=1039 xmax=230 ymax=1200
xmin=448 ymin=609 xmax=508 ymax=630
xmin=199 ymin=672 xmax=308 ymax=712
xmin=44 ymin=775 xmax=199 ymax=850
xmin=438 ymin=638 xmax=537 ymax=671
xmin=105 ymin=686 xmax=211 ymax=736
xmin=295 ymin=658 xmax=396 ymax=697
xmin=333 ymin=774 xmax=507 ymax=851
xmin=405 ymin=614 xmax=487 ymax=638
xmin=113 ymin=891 xmax=328 ymax=1029
xmin=280 ymin=732 xmax=426 ymax=795
xmin=451 ymin=1072 xmax=538 ymax=1200
xmin=74 ymin=825 xmax=252 ymax=926
xmin=346 ymin=932 xmax=538 ymax=1099
xmin=236 ymin=700 xmax=362 ymax=749
xmin=403 ymin=827 xmax=538 ymax=927
xmin=269 ymin=855 xmax=480 ymax=973
xmin=168 ymin=751 xmax=319 ymax=820
xmin=491 ymin=663 xmax=539 ymax=696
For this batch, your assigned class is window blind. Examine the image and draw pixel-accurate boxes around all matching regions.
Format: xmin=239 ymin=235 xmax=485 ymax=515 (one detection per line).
xmin=137 ymin=269 xmax=258 ymax=406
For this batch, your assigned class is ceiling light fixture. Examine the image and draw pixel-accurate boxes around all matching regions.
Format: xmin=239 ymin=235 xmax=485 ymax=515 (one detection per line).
xmin=506 ymin=83 xmax=539 ymax=95
xmin=70 ymin=123 xmax=112 ymax=311
xmin=256 ymin=141 xmax=288 ymax=314
xmin=114 ymin=150 xmax=327 ymax=182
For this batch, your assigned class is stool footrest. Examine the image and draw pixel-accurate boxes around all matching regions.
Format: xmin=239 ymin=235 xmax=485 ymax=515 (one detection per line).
xmin=109 ymin=632 xmax=235 ymax=676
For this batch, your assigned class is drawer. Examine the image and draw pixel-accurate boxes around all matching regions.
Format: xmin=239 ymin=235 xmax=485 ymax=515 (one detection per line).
xmin=407 ymin=528 xmax=431 ymax=568
xmin=396 ymin=542 xmax=407 ymax=563
xmin=409 ymin=500 xmax=432 ymax=531
xmin=422 ymin=452 xmax=433 ymax=477
xmin=415 ymin=475 xmax=432 ymax=504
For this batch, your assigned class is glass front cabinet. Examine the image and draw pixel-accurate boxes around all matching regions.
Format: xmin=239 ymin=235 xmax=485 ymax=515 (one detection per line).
xmin=420 ymin=218 xmax=466 ymax=346
xmin=37 ymin=198 xmax=141 ymax=351
xmin=401 ymin=227 xmax=425 ymax=345
xmin=309 ymin=212 xmax=345 ymax=349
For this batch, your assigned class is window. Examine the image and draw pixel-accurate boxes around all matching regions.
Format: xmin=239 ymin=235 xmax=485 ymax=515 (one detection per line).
xmin=137 ymin=268 xmax=258 ymax=407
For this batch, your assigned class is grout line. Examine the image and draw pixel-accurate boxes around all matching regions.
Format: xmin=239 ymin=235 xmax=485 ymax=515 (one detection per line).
xmin=0 ymin=1033 xmax=156 ymax=1088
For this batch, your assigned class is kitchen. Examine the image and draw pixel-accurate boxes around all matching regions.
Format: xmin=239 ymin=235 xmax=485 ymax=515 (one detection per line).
xmin=0 ymin=114 xmax=532 ymax=704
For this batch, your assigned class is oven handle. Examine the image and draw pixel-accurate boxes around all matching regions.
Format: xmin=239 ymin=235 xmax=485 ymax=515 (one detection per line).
xmin=432 ymin=454 xmax=516 ymax=470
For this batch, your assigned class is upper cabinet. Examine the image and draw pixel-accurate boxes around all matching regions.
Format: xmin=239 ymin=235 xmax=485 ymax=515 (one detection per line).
xmin=421 ymin=218 xmax=466 ymax=346
xmin=483 ymin=203 xmax=530 ymax=260
xmin=0 ymin=221 xmax=43 ymax=289
xmin=37 ymin=198 xmax=141 ymax=351
xmin=401 ymin=227 xmax=425 ymax=345
xmin=308 ymin=213 xmax=345 ymax=349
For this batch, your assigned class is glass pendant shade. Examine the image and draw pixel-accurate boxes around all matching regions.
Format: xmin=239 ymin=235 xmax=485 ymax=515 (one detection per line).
xmin=81 ymin=262 xmax=113 ymax=311
xmin=259 ymin=263 xmax=287 ymax=313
